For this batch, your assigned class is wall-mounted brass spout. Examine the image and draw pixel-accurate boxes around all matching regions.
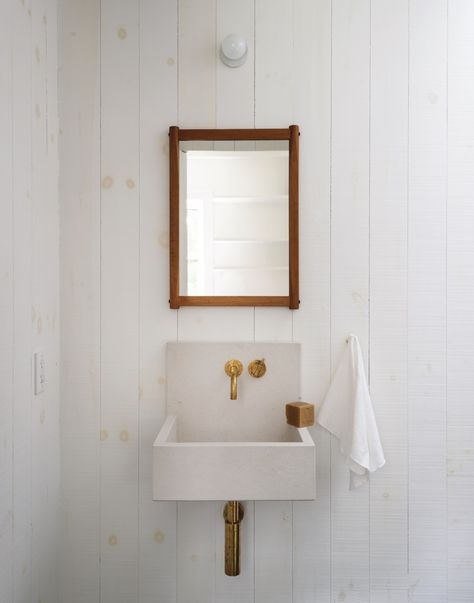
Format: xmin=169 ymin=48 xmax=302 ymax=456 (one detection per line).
xmin=223 ymin=501 xmax=244 ymax=576
xmin=224 ymin=359 xmax=243 ymax=400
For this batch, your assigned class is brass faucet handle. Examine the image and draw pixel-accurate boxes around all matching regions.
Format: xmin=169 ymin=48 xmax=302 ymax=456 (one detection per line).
xmin=224 ymin=359 xmax=243 ymax=377
xmin=248 ymin=358 xmax=266 ymax=378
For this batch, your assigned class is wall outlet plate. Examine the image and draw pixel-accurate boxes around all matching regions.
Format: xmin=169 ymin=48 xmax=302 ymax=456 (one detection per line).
xmin=34 ymin=351 xmax=45 ymax=395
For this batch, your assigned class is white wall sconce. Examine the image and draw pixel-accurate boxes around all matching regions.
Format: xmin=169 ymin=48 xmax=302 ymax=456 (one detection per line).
xmin=220 ymin=34 xmax=248 ymax=68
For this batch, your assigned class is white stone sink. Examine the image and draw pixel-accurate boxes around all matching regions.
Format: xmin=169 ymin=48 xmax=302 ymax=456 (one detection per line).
xmin=152 ymin=342 xmax=316 ymax=502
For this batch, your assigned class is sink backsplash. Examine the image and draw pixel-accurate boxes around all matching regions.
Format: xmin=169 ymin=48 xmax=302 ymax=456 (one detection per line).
xmin=167 ymin=342 xmax=301 ymax=442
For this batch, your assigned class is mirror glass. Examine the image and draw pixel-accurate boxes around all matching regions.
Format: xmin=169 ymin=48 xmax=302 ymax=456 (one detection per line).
xmin=179 ymin=140 xmax=289 ymax=297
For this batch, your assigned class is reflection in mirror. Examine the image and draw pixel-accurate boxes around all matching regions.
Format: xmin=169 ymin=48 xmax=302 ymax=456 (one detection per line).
xmin=179 ymin=141 xmax=289 ymax=297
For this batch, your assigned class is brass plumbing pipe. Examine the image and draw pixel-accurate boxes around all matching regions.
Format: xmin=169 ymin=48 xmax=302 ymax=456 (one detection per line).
xmin=223 ymin=501 xmax=244 ymax=576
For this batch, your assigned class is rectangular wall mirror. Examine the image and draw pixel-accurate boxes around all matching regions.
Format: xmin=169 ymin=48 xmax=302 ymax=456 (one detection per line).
xmin=169 ymin=126 xmax=299 ymax=309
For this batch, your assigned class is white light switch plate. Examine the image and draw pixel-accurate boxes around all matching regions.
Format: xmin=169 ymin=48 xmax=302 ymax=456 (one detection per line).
xmin=34 ymin=351 xmax=45 ymax=395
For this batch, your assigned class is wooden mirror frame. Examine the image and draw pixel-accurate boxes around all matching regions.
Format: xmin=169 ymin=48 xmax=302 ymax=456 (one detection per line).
xmin=169 ymin=125 xmax=299 ymax=309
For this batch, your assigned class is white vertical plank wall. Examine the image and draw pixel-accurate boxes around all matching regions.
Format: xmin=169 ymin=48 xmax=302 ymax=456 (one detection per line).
xmin=0 ymin=1 xmax=14 ymax=600
xmin=1 ymin=0 xmax=60 ymax=602
xmin=216 ymin=0 xmax=254 ymax=129
xmin=32 ymin=0 xmax=60 ymax=600
xmin=138 ymin=1 xmax=178 ymax=602
xmin=408 ymin=1 xmax=448 ymax=602
xmin=58 ymin=1 xmax=474 ymax=603
xmin=330 ymin=1 xmax=371 ymax=602
xmin=447 ymin=2 xmax=474 ymax=601
xmin=43 ymin=0 xmax=61 ymax=599
xmin=292 ymin=0 xmax=332 ymax=600
xmin=177 ymin=0 xmax=216 ymax=130
xmin=59 ymin=0 xmax=102 ymax=601
xmin=12 ymin=1 xmax=34 ymax=600
xmin=100 ymin=1 xmax=140 ymax=602
xmin=369 ymin=1 xmax=409 ymax=602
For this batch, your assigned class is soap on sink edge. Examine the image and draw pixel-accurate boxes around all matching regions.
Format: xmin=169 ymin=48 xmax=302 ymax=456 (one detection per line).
xmin=286 ymin=402 xmax=315 ymax=428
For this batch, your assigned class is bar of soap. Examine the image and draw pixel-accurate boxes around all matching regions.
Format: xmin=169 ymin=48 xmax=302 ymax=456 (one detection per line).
xmin=285 ymin=402 xmax=315 ymax=428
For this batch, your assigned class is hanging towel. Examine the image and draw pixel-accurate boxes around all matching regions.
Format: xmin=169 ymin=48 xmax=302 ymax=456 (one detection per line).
xmin=318 ymin=334 xmax=385 ymax=490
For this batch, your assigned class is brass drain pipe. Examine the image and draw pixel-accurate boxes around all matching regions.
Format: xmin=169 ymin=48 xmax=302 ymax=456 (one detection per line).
xmin=223 ymin=501 xmax=244 ymax=576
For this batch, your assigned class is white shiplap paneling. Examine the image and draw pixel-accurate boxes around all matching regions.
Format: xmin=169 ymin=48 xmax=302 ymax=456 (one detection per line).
xmin=58 ymin=1 xmax=474 ymax=602
xmin=59 ymin=0 xmax=102 ymax=601
xmin=178 ymin=0 xmax=216 ymax=129
xmin=32 ymin=1 xmax=58 ymax=600
xmin=447 ymin=1 xmax=474 ymax=601
xmin=330 ymin=0 xmax=371 ymax=601
xmin=216 ymin=0 xmax=254 ymax=129
xmin=408 ymin=1 xmax=448 ymax=601
xmin=369 ymin=1 xmax=409 ymax=601
xmin=100 ymin=1 xmax=140 ymax=601
xmin=292 ymin=0 xmax=332 ymax=599
xmin=0 ymin=0 xmax=14 ymax=599
xmin=12 ymin=0 xmax=34 ymax=600
xmin=138 ymin=0 xmax=178 ymax=601
xmin=0 ymin=0 xmax=60 ymax=601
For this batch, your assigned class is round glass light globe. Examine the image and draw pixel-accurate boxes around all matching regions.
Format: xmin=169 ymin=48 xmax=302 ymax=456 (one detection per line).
xmin=220 ymin=34 xmax=248 ymax=68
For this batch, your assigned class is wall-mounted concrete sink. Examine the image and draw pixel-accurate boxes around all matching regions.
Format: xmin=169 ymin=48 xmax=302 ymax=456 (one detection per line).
xmin=152 ymin=342 xmax=316 ymax=502
xmin=153 ymin=414 xmax=314 ymax=500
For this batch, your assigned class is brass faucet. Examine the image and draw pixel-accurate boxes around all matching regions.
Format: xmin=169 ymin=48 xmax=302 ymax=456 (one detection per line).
xmin=224 ymin=360 xmax=243 ymax=400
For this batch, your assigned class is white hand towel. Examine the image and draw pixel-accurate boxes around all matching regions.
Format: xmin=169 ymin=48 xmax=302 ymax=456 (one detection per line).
xmin=318 ymin=334 xmax=385 ymax=489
